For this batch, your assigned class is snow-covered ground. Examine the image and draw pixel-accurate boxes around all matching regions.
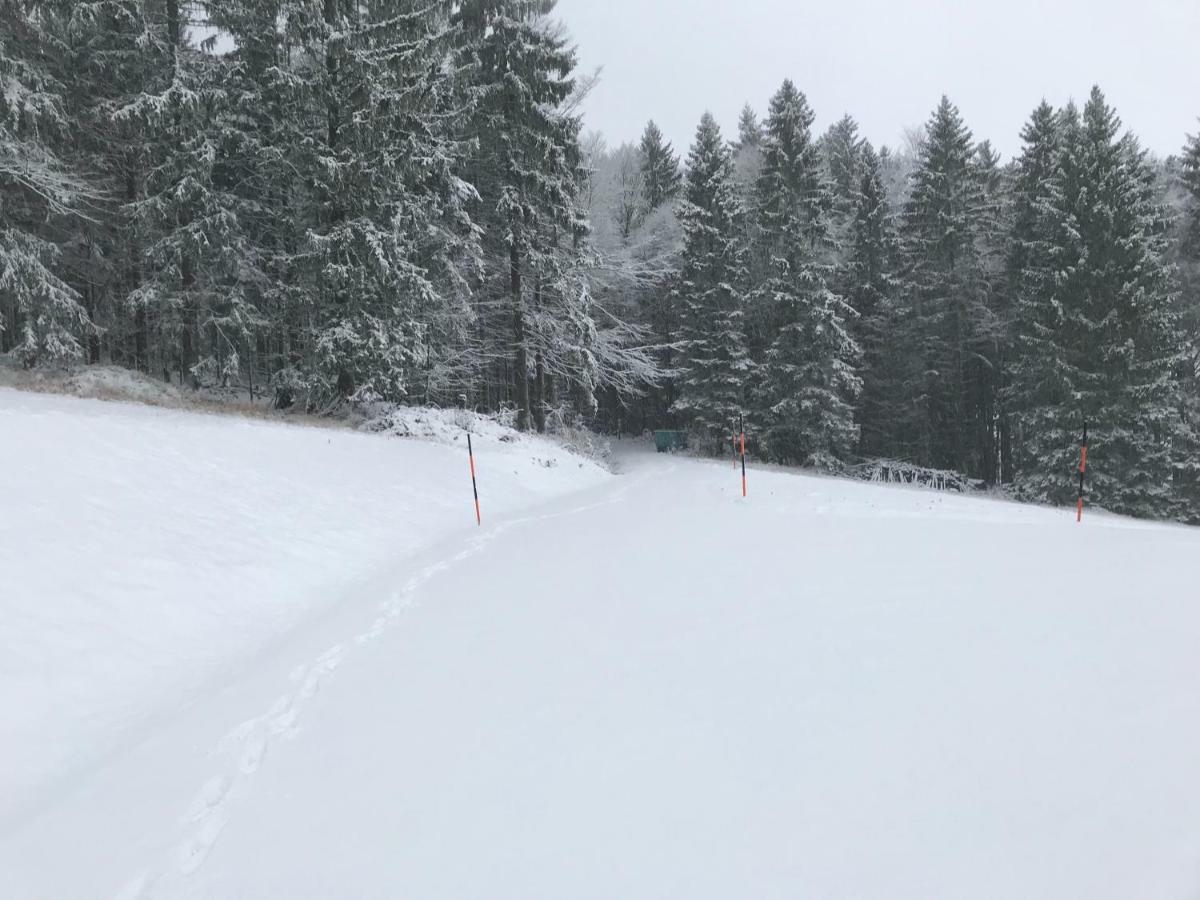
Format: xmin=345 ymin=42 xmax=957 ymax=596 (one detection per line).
xmin=0 ymin=388 xmax=607 ymax=829
xmin=3 ymin=388 xmax=1200 ymax=900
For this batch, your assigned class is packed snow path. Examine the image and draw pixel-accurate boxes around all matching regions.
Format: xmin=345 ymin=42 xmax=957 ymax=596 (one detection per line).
xmin=3 ymin=394 xmax=1200 ymax=898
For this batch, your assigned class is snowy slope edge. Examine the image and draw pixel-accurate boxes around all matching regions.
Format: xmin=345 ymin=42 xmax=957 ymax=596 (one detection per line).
xmin=0 ymin=386 xmax=611 ymax=826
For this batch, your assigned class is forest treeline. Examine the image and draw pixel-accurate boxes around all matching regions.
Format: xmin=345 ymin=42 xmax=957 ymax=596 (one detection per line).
xmin=3 ymin=1 xmax=1200 ymax=519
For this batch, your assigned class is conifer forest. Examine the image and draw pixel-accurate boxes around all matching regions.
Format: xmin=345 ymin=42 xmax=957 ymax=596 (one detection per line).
xmin=3 ymin=0 xmax=1200 ymax=521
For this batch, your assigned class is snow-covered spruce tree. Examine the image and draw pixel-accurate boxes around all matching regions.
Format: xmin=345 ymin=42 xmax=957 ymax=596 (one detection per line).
xmin=1073 ymin=90 xmax=1193 ymax=518
xmin=732 ymin=103 xmax=764 ymax=208
xmin=112 ymin=0 xmax=252 ymax=388
xmin=1177 ymin=126 xmax=1200 ymax=516
xmin=672 ymin=112 xmax=751 ymax=449
xmin=849 ymin=143 xmax=902 ymax=459
xmin=1006 ymin=101 xmax=1066 ymax=487
xmin=1179 ymin=127 xmax=1200 ymax=369
xmin=638 ymin=120 xmax=682 ymax=213
xmin=1182 ymin=127 xmax=1200 ymax=255
xmin=269 ymin=0 xmax=476 ymax=406
xmin=457 ymin=0 xmax=593 ymax=432
xmin=895 ymin=96 xmax=997 ymax=476
xmin=736 ymin=104 xmax=763 ymax=151
xmin=48 ymin=0 xmax=175 ymax=371
xmin=1011 ymin=89 xmax=1192 ymax=519
xmin=750 ymin=80 xmax=859 ymax=467
xmin=200 ymin=0 xmax=315 ymax=400
xmin=0 ymin=1 xmax=92 ymax=366
xmin=820 ymin=113 xmax=868 ymax=381
xmin=821 ymin=114 xmax=865 ymax=223
xmin=973 ymin=138 xmax=1014 ymax=484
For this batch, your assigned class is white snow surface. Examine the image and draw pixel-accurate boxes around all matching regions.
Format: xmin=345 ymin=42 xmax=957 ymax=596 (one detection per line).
xmin=0 ymin=388 xmax=607 ymax=827
xmin=3 ymin=387 xmax=1200 ymax=900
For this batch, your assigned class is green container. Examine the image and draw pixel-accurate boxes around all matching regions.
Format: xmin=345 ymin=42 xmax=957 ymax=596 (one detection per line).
xmin=654 ymin=430 xmax=688 ymax=453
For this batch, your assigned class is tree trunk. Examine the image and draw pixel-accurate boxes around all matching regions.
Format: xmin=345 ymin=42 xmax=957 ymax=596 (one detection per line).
xmin=324 ymin=0 xmax=340 ymax=151
xmin=534 ymin=352 xmax=546 ymax=433
xmin=85 ymin=283 xmax=101 ymax=364
xmin=180 ymin=254 xmax=197 ymax=388
xmin=0 ymin=298 xmax=13 ymax=352
xmin=125 ymin=160 xmax=147 ymax=372
xmin=511 ymin=242 xmax=530 ymax=432
xmin=533 ymin=271 xmax=546 ymax=433
xmin=1000 ymin=413 xmax=1014 ymax=484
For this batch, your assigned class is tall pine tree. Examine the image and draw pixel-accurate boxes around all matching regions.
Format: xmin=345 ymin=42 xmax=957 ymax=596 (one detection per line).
xmin=673 ymin=113 xmax=751 ymax=447
xmin=895 ymin=97 xmax=995 ymax=476
xmin=751 ymin=80 xmax=859 ymax=467
xmin=638 ymin=120 xmax=681 ymax=213
xmin=1006 ymin=101 xmax=1065 ymax=484
xmin=0 ymin=1 xmax=92 ymax=366
xmin=849 ymin=143 xmax=901 ymax=459
xmin=1010 ymin=89 xmax=1192 ymax=518
xmin=458 ymin=0 xmax=592 ymax=431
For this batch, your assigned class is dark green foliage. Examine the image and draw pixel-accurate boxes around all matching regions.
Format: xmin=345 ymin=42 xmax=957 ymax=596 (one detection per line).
xmin=1009 ymin=89 xmax=1192 ymax=518
xmin=639 ymin=120 xmax=682 ymax=212
xmin=751 ymin=81 xmax=859 ymax=467
xmin=893 ymin=97 xmax=1000 ymax=478
xmin=3 ymin=9 xmax=1200 ymax=523
xmin=849 ymin=144 xmax=901 ymax=458
xmin=673 ymin=113 xmax=751 ymax=447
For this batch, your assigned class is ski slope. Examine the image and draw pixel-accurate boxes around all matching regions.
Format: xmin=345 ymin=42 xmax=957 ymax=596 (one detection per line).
xmin=3 ymin=388 xmax=1200 ymax=900
xmin=0 ymin=388 xmax=608 ymax=828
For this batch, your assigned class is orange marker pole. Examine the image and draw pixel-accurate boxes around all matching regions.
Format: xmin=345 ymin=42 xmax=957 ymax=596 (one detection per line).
xmin=1076 ymin=422 xmax=1088 ymax=523
xmin=468 ymin=432 xmax=481 ymax=526
xmin=739 ymin=414 xmax=747 ymax=498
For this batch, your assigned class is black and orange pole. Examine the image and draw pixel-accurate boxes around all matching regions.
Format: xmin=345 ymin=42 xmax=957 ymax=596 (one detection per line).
xmin=739 ymin=414 xmax=747 ymax=498
xmin=1076 ymin=421 xmax=1088 ymax=523
xmin=467 ymin=432 xmax=481 ymax=526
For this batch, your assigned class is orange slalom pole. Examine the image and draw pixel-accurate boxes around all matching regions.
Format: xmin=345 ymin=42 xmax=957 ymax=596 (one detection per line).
xmin=468 ymin=432 xmax=481 ymax=526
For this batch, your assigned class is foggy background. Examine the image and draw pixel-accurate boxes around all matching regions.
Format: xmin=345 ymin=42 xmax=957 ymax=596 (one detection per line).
xmin=556 ymin=0 xmax=1200 ymax=158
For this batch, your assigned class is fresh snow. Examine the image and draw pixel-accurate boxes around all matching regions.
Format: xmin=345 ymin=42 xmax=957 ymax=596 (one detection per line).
xmin=3 ymin=388 xmax=1200 ymax=899
xmin=0 ymin=387 xmax=607 ymax=827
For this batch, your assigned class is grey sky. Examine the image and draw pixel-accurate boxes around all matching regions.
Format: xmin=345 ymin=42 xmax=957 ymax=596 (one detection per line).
xmin=555 ymin=0 xmax=1200 ymax=161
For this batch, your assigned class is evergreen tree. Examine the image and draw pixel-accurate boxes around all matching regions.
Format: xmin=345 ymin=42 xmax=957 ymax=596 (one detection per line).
xmin=972 ymin=138 xmax=1013 ymax=483
xmin=895 ymin=96 xmax=995 ymax=476
xmin=1006 ymin=101 xmax=1064 ymax=481
xmin=458 ymin=0 xmax=591 ymax=431
xmin=673 ymin=113 xmax=751 ymax=446
xmin=1011 ymin=89 xmax=1192 ymax=518
xmin=849 ymin=143 xmax=901 ymax=458
xmin=51 ymin=1 xmax=164 ymax=371
xmin=298 ymin=0 xmax=474 ymax=404
xmin=202 ymin=0 xmax=313 ymax=400
xmin=0 ymin=1 xmax=92 ymax=365
xmin=118 ymin=3 xmax=246 ymax=389
xmin=1181 ymin=127 xmax=1200 ymax=254
xmin=638 ymin=120 xmax=682 ymax=212
xmin=736 ymin=103 xmax=763 ymax=150
xmin=732 ymin=103 xmax=765 ymax=208
xmin=750 ymin=80 xmax=859 ymax=466
xmin=1179 ymin=128 xmax=1200 ymax=355
xmin=822 ymin=114 xmax=865 ymax=218
xmin=821 ymin=114 xmax=866 ymax=366
xmin=1177 ymin=126 xmax=1200 ymax=514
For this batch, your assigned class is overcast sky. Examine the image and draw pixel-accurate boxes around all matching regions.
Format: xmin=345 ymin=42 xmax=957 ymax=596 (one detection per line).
xmin=554 ymin=0 xmax=1200 ymax=161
